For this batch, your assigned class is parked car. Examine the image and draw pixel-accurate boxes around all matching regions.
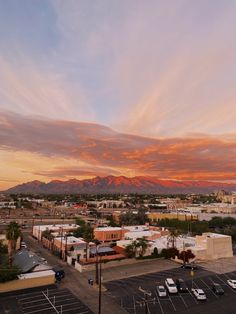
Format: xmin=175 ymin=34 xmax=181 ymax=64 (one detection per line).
xmin=227 ymin=279 xmax=236 ymax=289
xmin=181 ymin=263 xmax=197 ymax=270
xmin=20 ymin=241 xmax=27 ymax=249
xmin=165 ymin=278 xmax=178 ymax=294
xmin=53 ymin=268 xmax=65 ymax=281
xmin=212 ymin=283 xmax=224 ymax=295
xmin=176 ymin=279 xmax=188 ymax=292
xmin=192 ymin=288 xmax=206 ymax=300
xmin=156 ymin=285 xmax=167 ymax=297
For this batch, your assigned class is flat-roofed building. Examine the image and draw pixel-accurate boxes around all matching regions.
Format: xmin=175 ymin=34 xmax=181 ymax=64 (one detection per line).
xmin=32 ymin=224 xmax=78 ymax=240
xmin=194 ymin=232 xmax=233 ymax=260
xmin=53 ymin=236 xmax=87 ymax=260
xmin=148 ymin=212 xmax=198 ymax=221
xmin=94 ymin=226 xmax=126 ymax=242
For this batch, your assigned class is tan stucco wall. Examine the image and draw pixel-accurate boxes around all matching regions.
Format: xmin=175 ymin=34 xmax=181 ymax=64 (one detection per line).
xmin=194 ymin=234 xmax=233 ymax=260
xmin=0 ymin=274 xmax=55 ymax=293
xmin=148 ymin=213 xmax=198 ymax=221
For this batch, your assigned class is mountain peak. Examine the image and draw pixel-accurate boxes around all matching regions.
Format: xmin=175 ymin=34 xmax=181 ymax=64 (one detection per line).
xmin=4 ymin=176 xmax=236 ymax=194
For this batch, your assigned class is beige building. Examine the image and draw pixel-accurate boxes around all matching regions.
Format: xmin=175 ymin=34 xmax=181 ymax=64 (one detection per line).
xmin=32 ymin=224 xmax=78 ymax=240
xmin=148 ymin=212 xmax=198 ymax=221
xmin=193 ymin=233 xmax=233 ymax=260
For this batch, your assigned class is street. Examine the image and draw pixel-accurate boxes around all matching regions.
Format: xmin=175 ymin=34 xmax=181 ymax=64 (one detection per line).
xmin=23 ymin=231 xmax=125 ymax=314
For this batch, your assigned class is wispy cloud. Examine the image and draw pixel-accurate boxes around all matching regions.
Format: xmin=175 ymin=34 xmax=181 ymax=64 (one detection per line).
xmin=1 ymin=111 xmax=236 ymax=184
xmin=0 ymin=55 xmax=93 ymax=122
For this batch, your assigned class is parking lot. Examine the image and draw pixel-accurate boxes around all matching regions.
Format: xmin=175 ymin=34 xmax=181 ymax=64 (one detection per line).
xmin=0 ymin=286 xmax=94 ymax=314
xmin=105 ymin=266 xmax=236 ymax=314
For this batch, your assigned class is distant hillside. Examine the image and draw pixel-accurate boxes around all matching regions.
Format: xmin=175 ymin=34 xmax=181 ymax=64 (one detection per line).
xmin=4 ymin=176 xmax=236 ymax=194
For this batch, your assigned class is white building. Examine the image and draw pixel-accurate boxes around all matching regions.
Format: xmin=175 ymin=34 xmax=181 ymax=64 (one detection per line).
xmin=32 ymin=224 xmax=78 ymax=240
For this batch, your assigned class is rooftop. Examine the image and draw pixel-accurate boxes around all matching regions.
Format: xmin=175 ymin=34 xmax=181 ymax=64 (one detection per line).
xmin=203 ymin=232 xmax=230 ymax=238
xmin=18 ymin=270 xmax=55 ymax=279
xmin=94 ymin=227 xmax=122 ymax=231
xmin=56 ymin=236 xmax=86 ymax=245
xmin=34 ymin=224 xmax=78 ymax=231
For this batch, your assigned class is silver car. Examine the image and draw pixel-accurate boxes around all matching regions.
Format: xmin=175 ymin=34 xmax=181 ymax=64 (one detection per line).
xmin=157 ymin=285 xmax=167 ymax=297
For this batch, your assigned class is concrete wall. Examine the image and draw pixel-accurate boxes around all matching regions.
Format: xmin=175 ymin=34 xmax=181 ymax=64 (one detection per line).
xmin=148 ymin=213 xmax=198 ymax=221
xmin=94 ymin=228 xmax=127 ymax=242
xmin=0 ymin=274 xmax=55 ymax=293
xmin=195 ymin=233 xmax=233 ymax=260
xmin=74 ymin=256 xmax=137 ymax=272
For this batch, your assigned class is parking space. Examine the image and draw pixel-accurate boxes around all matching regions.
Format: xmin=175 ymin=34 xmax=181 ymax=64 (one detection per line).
xmin=0 ymin=287 xmax=94 ymax=314
xmin=105 ymin=267 xmax=236 ymax=314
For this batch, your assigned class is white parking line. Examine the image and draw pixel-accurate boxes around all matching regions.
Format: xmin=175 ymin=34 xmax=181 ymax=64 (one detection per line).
xmin=199 ymin=278 xmax=219 ymax=299
xmin=20 ymin=298 xmax=47 ymax=305
xmin=56 ymin=301 xmax=84 ymax=308
xmin=133 ymin=295 xmax=137 ymax=314
xmin=154 ymin=291 xmax=165 ymax=314
xmin=67 ymin=310 xmax=89 ymax=314
xmin=24 ymin=306 xmax=57 ymax=314
xmin=22 ymin=303 xmax=55 ymax=310
xmin=220 ymin=274 xmax=236 ymax=294
xmin=167 ymin=294 xmax=176 ymax=311
xmin=187 ymin=282 xmax=199 ymax=304
xmin=215 ymin=274 xmax=236 ymax=294
xmin=178 ymin=293 xmax=188 ymax=308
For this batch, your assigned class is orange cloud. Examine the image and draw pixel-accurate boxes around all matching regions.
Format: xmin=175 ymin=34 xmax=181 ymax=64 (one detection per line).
xmin=1 ymin=110 xmax=236 ymax=189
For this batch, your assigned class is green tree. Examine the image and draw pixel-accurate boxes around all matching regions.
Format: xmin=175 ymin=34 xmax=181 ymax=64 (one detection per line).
xmin=0 ymin=264 xmax=19 ymax=283
xmin=167 ymin=229 xmax=180 ymax=248
xmin=6 ymin=222 xmax=21 ymax=265
xmin=42 ymin=229 xmax=53 ymax=241
xmin=125 ymin=243 xmax=136 ymax=258
xmin=0 ymin=241 xmax=7 ymax=254
xmin=178 ymin=249 xmax=195 ymax=263
xmin=136 ymin=237 xmax=149 ymax=257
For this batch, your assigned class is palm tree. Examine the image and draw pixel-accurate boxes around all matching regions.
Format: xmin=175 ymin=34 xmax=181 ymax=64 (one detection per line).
xmin=167 ymin=229 xmax=180 ymax=248
xmin=6 ymin=221 xmax=21 ymax=265
xmin=125 ymin=243 xmax=136 ymax=258
xmin=136 ymin=237 xmax=149 ymax=257
xmin=83 ymin=225 xmax=94 ymax=262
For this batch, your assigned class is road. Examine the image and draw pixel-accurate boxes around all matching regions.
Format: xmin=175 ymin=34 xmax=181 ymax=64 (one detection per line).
xmin=23 ymin=231 xmax=125 ymax=314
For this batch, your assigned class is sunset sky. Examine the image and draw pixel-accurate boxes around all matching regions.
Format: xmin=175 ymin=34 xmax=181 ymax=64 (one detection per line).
xmin=1 ymin=0 xmax=236 ymax=190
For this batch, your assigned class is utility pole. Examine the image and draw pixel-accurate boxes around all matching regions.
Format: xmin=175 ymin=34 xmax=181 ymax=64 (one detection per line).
xmin=138 ymin=286 xmax=152 ymax=314
xmin=64 ymin=233 xmax=68 ymax=261
xmin=98 ymin=255 xmax=102 ymax=314
xmin=183 ymin=241 xmax=186 ymax=264
xmin=60 ymin=227 xmax=63 ymax=259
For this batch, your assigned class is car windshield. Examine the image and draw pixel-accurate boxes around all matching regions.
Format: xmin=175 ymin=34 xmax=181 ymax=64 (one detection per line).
xmin=159 ymin=288 xmax=165 ymax=292
xmin=199 ymin=292 xmax=205 ymax=295
xmin=168 ymin=283 xmax=175 ymax=287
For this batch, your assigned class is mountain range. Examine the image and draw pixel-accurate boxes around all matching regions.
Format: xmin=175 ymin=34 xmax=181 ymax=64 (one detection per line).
xmin=4 ymin=176 xmax=236 ymax=194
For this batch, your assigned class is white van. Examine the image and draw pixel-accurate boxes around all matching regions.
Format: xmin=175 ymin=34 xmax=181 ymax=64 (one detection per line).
xmin=165 ymin=278 xmax=178 ymax=294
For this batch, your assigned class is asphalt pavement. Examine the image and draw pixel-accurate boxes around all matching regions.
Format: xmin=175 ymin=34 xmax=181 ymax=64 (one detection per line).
xmin=23 ymin=231 xmax=126 ymax=314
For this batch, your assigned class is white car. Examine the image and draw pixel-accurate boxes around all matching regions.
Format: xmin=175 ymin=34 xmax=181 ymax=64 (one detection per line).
xmin=165 ymin=278 xmax=178 ymax=294
xmin=20 ymin=242 xmax=27 ymax=249
xmin=192 ymin=288 xmax=206 ymax=300
xmin=156 ymin=285 xmax=167 ymax=297
xmin=227 ymin=279 xmax=236 ymax=289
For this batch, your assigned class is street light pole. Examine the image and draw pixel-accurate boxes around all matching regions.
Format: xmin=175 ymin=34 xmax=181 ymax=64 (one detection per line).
xmin=98 ymin=255 xmax=102 ymax=314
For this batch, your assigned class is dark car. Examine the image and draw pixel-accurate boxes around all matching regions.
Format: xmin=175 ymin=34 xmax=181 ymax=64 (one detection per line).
xmin=52 ymin=268 xmax=65 ymax=281
xmin=180 ymin=263 xmax=197 ymax=270
xmin=212 ymin=283 xmax=224 ymax=295
xmin=176 ymin=279 xmax=188 ymax=292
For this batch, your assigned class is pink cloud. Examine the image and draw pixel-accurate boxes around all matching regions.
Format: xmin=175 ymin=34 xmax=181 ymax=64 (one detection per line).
xmin=1 ymin=110 xmax=236 ymax=181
